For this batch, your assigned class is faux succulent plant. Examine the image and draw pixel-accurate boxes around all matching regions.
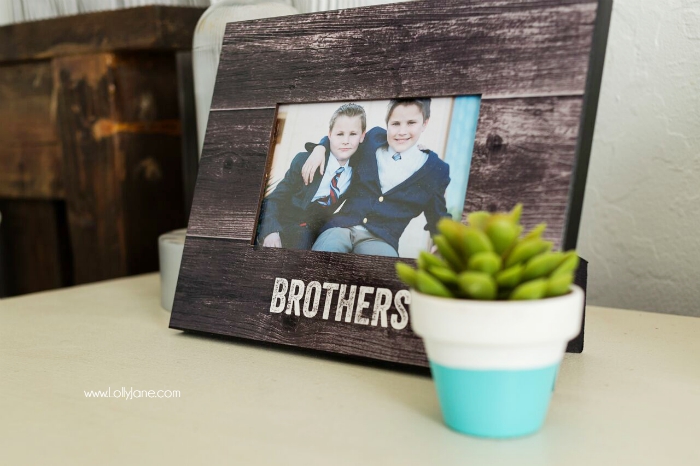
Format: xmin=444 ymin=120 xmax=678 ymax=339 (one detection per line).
xmin=396 ymin=204 xmax=579 ymax=300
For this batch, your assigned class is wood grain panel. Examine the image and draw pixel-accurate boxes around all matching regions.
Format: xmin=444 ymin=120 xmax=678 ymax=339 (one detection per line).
xmin=212 ymin=0 xmax=597 ymax=109
xmin=465 ymin=97 xmax=584 ymax=250
xmin=186 ymin=108 xmax=276 ymax=239
xmin=54 ymin=52 xmax=186 ymax=284
xmin=0 ymin=200 xmax=71 ymax=296
xmin=0 ymin=145 xmax=64 ymax=199
xmin=0 ymin=6 xmax=204 ymax=62
xmin=107 ymin=53 xmax=187 ymax=275
xmin=171 ymin=236 xmax=428 ymax=366
xmin=0 ymin=62 xmax=63 ymax=199
xmin=54 ymin=53 xmax=128 ymax=282
xmin=0 ymin=62 xmax=56 ymax=146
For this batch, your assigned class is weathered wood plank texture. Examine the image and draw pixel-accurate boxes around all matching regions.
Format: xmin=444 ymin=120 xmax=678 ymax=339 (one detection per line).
xmin=0 ymin=62 xmax=56 ymax=145
xmin=186 ymin=108 xmax=276 ymax=239
xmin=212 ymin=0 xmax=597 ymax=109
xmin=172 ymin=236 xmax=428 ymax=366
xmin=0 ymin=146 xmax=64 ymax=199
xmin=0 ymin=61 xmax=64 ymax=199
xmin=53 ymin=52 xmax=186 ymax=284
xmin=0 ymin=6 xmax=204 ymax=62
xmin=466 ymin=97 xmax=583 ymax=250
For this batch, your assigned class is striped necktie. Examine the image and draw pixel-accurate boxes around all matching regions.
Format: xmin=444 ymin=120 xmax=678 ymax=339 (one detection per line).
xmin=317 ymin=167 xmax=345 ymax=207
xmin=392 ymin=152 xmax=402 ymax=161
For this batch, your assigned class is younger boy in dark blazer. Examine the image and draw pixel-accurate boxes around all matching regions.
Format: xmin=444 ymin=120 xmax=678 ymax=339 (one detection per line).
xmin=257 ymin=103 xmax=367 ymax=250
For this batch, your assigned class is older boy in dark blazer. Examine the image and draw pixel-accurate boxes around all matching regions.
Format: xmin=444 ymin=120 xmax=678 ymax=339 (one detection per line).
xmin=258 ymin=103 xmax=366 ymax=250
xmin=304 ymin=98 xmax=451 ymax=257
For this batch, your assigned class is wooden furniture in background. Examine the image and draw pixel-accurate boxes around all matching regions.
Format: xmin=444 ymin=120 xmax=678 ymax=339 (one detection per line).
xmin=0 ymin=6 xmax=204 ymax=296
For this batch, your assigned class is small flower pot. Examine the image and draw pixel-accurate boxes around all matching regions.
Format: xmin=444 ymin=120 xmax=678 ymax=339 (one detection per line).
xmin=410 ymin=286 xmax=584 ymax=438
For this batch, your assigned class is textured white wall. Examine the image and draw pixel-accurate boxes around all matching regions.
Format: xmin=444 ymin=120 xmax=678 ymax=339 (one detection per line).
xmin=578 ymin=0 xmax=700 ymax=316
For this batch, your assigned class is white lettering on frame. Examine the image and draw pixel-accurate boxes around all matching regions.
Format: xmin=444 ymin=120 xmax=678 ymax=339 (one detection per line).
xmin=270 ymin=278 xmax=410 ymax=331
xmin=270 ymin=278 xmax=288 ymax=314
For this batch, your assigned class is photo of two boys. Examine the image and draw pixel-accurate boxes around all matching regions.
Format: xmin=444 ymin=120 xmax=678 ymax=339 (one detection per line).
xmin=257 ymin=96 xmax=481 ymax=259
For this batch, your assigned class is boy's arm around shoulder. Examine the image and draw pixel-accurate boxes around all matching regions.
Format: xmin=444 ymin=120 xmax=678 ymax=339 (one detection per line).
xmin=302 ymin=127 xmax=382 ymax=180
xmin=258 ymin=152 xmax=310 ymax=239
xmin=366 ymin=126 xmax=386 ymax=140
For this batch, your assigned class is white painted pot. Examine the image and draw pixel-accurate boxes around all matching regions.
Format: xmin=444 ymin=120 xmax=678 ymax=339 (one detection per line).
xmin=409 ymin=286 xmax=585 ymax=438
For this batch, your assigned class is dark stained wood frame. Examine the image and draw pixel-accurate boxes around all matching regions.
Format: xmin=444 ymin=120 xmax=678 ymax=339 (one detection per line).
xmin=171 ymin=0 xmax=612 ymax=368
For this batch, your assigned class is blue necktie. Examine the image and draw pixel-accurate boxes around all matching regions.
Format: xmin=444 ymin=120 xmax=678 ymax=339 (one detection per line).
xmin=392 ymin=153 xmax=402 ymax=161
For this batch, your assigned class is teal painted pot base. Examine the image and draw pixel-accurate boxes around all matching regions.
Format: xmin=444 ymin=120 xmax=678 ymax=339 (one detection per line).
xmin=430 ymin=362 xmax=560 ymax=438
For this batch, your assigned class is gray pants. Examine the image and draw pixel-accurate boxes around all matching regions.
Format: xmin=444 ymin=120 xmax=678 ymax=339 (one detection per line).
xmin=312 ymin=226 xmax=398 ymax=257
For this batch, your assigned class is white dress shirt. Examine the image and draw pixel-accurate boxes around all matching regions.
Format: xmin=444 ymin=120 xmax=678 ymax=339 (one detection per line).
xmin=375 ymin=143 xmax=429 ymax=194
xmin=311 ymin=153 xmax=353 ymax=202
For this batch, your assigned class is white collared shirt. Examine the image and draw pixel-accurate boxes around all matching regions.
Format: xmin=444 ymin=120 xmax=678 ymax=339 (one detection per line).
xmin=376 ymin=143 xmax=429 ymax=194
xmin=311 ymin=153 xmax=353 ymax=202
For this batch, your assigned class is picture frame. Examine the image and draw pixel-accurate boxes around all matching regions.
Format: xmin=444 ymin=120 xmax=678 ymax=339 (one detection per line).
xmin=170 ymin=0 xmax=611 ymax=368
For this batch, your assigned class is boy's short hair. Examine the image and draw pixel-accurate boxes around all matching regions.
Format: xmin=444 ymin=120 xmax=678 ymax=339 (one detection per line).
xmin=386 ymin=98 xmax=432 ymax=123
xmin=329 ymin=103 xmax=367 ymax=132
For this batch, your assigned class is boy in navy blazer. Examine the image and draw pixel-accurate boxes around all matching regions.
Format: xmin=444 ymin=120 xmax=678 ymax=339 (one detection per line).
xmin=303 ymin=98 xmax=451 ymax=257
xmin=258 ymin=103 xmax=367 ymax=250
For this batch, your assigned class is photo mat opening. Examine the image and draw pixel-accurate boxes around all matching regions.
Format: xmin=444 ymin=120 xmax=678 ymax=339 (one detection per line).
xmin=256 ymin=96 xmax=481 ymax=259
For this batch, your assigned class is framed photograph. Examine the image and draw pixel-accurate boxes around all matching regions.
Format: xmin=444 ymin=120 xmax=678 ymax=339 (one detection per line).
xmin=259 ymin=97 xmax=479 ymax=258
xmin=170 ymin=0 xmax=611 ymax=368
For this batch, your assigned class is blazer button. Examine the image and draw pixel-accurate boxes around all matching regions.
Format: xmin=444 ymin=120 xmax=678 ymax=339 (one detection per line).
xmin=378 ymin=196 xmax=384 ymax=202
xmin=363 ymin=218 xmax=368 ymax=224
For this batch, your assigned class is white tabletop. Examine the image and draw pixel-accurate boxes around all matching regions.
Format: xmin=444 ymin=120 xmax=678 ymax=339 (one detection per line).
xmin=1 ymin=274 xmax=699 ymax=465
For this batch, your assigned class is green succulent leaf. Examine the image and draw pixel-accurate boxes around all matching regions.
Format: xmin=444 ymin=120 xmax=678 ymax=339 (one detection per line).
xmin=467 ymin=211 xmax=491 ymax=230
xmin=437 ymin=218 xmax=466 ymax=255
xmin=416 ymin=270 xmax=454 ymax=298
xmin=467 ymin=251 xmax=502 ymax=275
xmin=546 ymin=272 xmax=574 ymax=297
xmin=485 ymin=215 xmax=519 ymax=255
xmin=509 ymin=203 xmax=523 ymax=224
xmin=433 ymin=235 xmax=463 ymax=271
xmin=462 ymin=227 xmax=494 ymax=262
xmin=521 ymin=252 xmax=565 ymax=281
xmin=495 ymin=264 xmax=524 ymax=289
xmin=551 ymin=251 xmax=580 ymax=278
xmin=523 ymin=223 xmax=547 ymax=242
xmin=510 ymin=279 xmax=548 ymax=300
xmin=502 ymin=224 xmax=524 ymax=259
xmin=395 ymin=263 xmax=418 ymax=288
xmin=504 ymin=238 xmax=552 ymax=268
xmin=428 ymin=265 xmax=459 ymax=285
xmin=417 ymin=251 xmax=446 ymax=271
xmin=458 ymin=271 xmax=497 ymax=300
